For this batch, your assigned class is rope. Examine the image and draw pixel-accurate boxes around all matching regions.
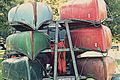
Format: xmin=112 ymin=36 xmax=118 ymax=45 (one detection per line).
xmin=58 ymin=41 xmax=66 ymax=75
xmin=50 ymin=41 xmax=67 ymax=75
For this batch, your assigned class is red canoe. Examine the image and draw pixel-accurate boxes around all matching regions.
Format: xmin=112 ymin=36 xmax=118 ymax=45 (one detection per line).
xmin=60 ymin=0 xmax=107 ymax=22
xmin=66 ymin=25 xmax=112 ymax=53
xmin=77 ymin=57 xmax=116 ymax=80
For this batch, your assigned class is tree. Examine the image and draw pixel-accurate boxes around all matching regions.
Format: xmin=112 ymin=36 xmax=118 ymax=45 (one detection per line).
xmin=104 ymin=0 xmax=120 ymax=41
xmin=0 ymin=0 xmax=24 ymax=38
xmin=42 ymin=0 xmax=67 ymax=20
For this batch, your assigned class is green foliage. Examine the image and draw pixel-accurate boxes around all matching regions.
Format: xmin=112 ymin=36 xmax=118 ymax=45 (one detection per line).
xmin=43 ymin=0 xmax=67 ymax=20
xmin=104 ymin=0 xmax=120 ymax=41
xmin=0 ymin=0 xmax=24 ymax=37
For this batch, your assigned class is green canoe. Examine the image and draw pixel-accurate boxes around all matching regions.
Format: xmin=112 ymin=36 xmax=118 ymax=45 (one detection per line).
xmin=2 ymin=57 xmax=44 ymax=80
xmin=6 ymin=31 xmax=50 ymax=59
xmin=8 ymin=2 xmax=53 ymax=30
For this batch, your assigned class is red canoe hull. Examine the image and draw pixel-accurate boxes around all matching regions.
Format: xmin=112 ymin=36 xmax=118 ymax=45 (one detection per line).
xmin=66 ymin=25 xmax=112 ymax=52
xmin=77 ymin=57 xmax=116 ymax=80
xmin=60 ymin=0 xmax=107 ymax=22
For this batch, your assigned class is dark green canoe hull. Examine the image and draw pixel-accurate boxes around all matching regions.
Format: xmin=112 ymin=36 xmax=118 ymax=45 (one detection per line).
xmin=2 ymin=57 xmax=43 ymax=80
xmin=6 ymin=31 xmax=50 ymax=59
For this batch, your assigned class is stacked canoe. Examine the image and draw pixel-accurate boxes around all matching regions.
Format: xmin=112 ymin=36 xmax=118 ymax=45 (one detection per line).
xmin=6 ymin=2 xmax=53 ymax=59
xmin=60 ymin=0 xmax=115 ymax=79
xmin=2 ymin=2 xmax=53 ymax=80
xmin=60 ymin=0 xmax=112 ymax=53
xmin=2 ymin=1 xmax=115 ymax=80
xmin=60 ymin=0 xmax=107 ymax=22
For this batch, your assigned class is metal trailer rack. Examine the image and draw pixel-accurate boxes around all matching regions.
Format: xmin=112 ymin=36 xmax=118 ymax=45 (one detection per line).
xmin=41 ymin=19 xmax=101 ymax=80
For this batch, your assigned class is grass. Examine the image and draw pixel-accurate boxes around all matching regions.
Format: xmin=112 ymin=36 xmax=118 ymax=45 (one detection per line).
xmin=0 ymin=59 xmax=3 ymax=80
xmin=0 ymin=50 xmax=4 ymax=80
xmin=116 ymin=59 xmax=120 ymax=66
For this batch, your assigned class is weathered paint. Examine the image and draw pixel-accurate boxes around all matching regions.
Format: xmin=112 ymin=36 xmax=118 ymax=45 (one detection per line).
xmin=6 ymin=31 xmax=50 ymax=59
xmin=2 ymin=57 xmax=43 ymax=80
xmin=8 ymin=2 xmax=53 ymax=30
xmin=60 ymin=0 xmax=107 ymax=22
xmin=77 ymin=56 xmax=116 ymax=80
xmin=66 ymin=25 xmax=112 ymax=53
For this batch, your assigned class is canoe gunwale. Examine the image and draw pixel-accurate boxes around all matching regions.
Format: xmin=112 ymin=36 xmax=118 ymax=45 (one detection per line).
xmin=9 ymin=20 xmax=53 ymax=31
